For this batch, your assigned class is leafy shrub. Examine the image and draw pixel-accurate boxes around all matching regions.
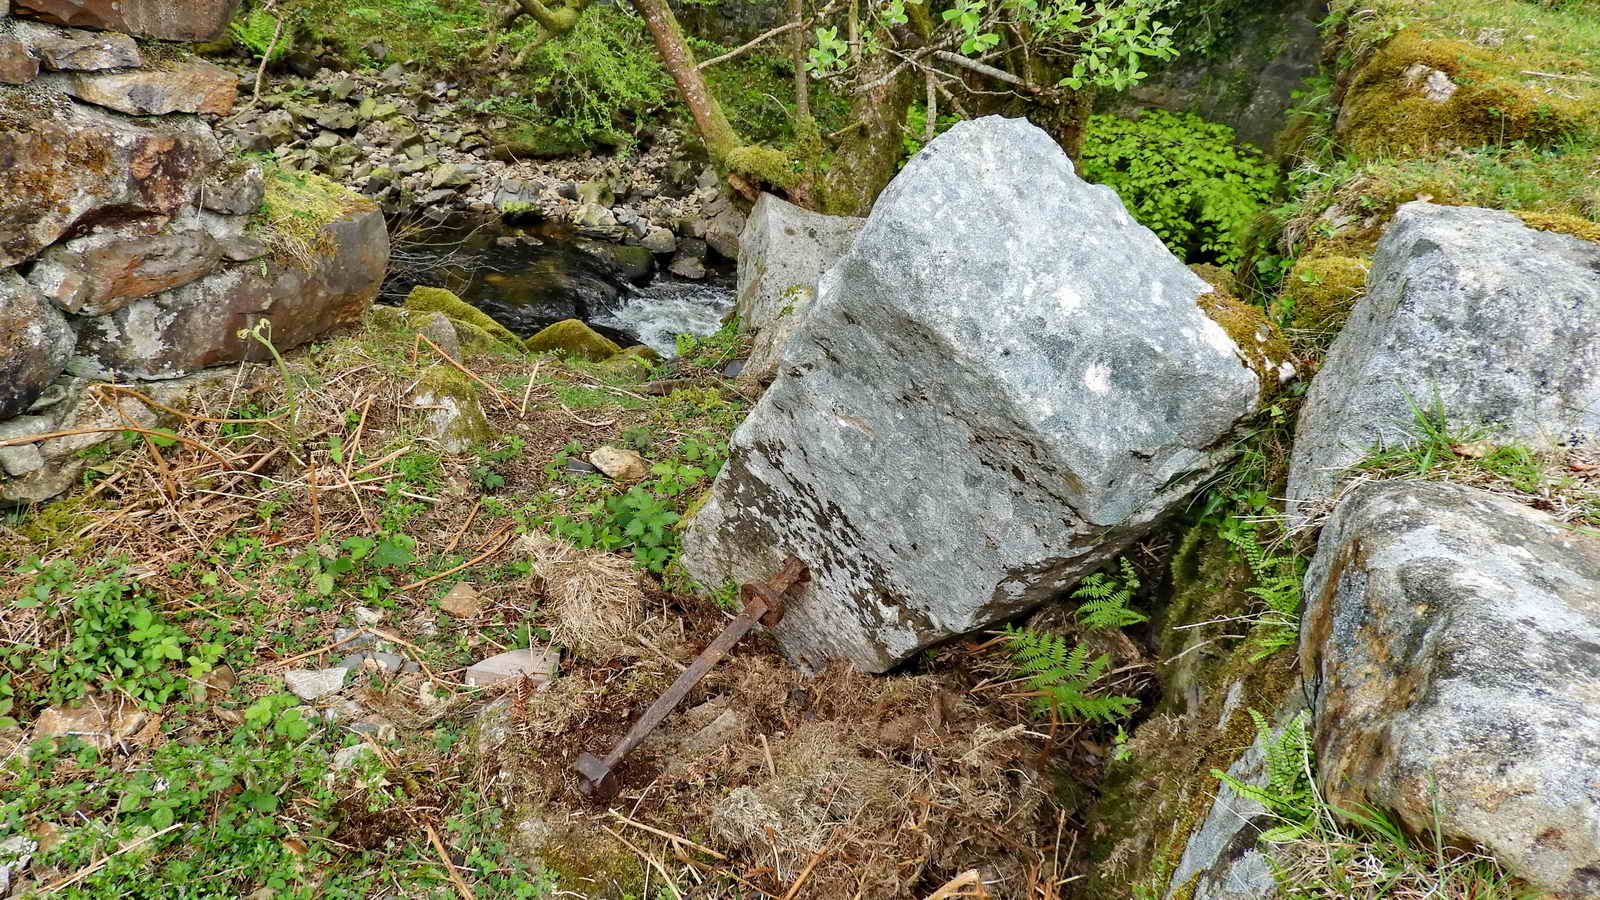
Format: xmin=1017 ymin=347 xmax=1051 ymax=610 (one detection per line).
xmin=1003 ymin=626 xmax=1138 ymax=723
xmin=1080 ymin=110 xmax=1279 ymax=265
xmin=502 ymin=5 xmax=669 ymax=151
xmin=17 ymin=560 xmax=223 ymax=707
xmin=549 ymin=435 xmax=727 ymax=572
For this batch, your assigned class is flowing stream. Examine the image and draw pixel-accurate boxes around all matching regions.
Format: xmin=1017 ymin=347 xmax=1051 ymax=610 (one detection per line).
xmin=385 ymin=220 xmax=733 ymax=357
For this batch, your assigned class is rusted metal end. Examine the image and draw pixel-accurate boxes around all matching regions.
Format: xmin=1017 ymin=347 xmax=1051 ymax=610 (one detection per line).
xmin=570 ymin=556 xmax=810 ymax=798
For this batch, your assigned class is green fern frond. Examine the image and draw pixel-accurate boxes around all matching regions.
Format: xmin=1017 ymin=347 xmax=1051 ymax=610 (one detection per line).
xmin=1003 ymin=626 xmax=1138 ymax=723
xmin=1073 ymin=558 xmax=1148 ymax=630
xmin=1221 ymin=522 xmax=1306 ymax=660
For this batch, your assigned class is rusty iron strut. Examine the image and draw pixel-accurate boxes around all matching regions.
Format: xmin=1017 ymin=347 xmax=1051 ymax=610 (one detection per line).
xmin=573 ymin=556 xmax=808 ymax=798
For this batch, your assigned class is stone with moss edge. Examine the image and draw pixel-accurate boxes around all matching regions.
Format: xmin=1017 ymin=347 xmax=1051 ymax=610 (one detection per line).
xmin=681 ymin=116 xmax=1262 ymax=673
xmin=404 ymin=285 xmax=520 ymax=351
xmin=524 ymin=318 xmax=621 ymax=362
xmin=1304 ymin=480 xmax=1600 ymax=898
xmin=408 ymin=364 xmax=490 ymax=454
xmin=11 ymin=0 xmax=240 ymax=41
xmin=1287 ymin=202 xmax=1600 ymax=515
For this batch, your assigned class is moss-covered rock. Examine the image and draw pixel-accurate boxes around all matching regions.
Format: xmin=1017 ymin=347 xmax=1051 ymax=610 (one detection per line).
xmin=1283 ymin=254 xmax=1369 ymax=334
xmin=726 ymin=143 xmax=798 ymax=189
xmin=524 ymin=319 xmax=622 ymax=361
xmin=1515 ymin=210 xmax=1600 ymax=245
xmin=1337 ymin=32 xmax=1593 ymax=161
xmin=1077 ymin=524 xmax=1300 ymax=899
xmin=408 ymin=364 xmax=490 ymax=453
xmin=403 ymin=286 xmax=521 ymax=351
xmin=597 ymin=344 xmax=661 ymax=378
xmin=1192 ymin=267 xmax=1293 ymax=399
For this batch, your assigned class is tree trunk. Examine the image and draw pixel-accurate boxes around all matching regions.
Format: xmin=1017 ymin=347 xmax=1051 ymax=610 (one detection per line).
xmin=630 ymin=0 xmax=741 ymax=166
xmin=789 ymin=0 xmax=810 ymax=123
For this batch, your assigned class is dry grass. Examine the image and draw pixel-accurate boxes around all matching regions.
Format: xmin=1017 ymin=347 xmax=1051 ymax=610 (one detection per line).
xmin=520 ymin=530 xmax=648 ymax=662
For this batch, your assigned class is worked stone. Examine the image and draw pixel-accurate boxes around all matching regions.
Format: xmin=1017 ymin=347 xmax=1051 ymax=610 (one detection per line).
xmin=465 ymin=647 xmax=559 ymax=687
xmin=680 ymin=117 xmax=1261 ymax=672
xmin=73 ymin=204 xmax=387 ymax=380
xmin=12 ymin=0 xmax=241 ymax=42
xmin=0 ymin=92 xmax=222 ymax=268
xmin=0 ymin=270 xmax=74 ymax=421
xmin=11 ymin=19 xmax=140 ymax=71
xmin=0 ymin=34 xmax=41 ymax=84
xmin=1288 ymin=203 xmax=1600 ymax=514
xmin=50 ymin=58 xmax=237 ymax=116
xmin=734 ymin=194 xmax=862 ymax=383
xmin=1302 ymin=480 xmax=1600 ymax=898
xmin=26 ymin=213 xmax=223 ymax=316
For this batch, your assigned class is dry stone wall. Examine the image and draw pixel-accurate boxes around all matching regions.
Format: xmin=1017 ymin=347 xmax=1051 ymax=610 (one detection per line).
xmin=0 ymin=3 xmax=388 ymax=504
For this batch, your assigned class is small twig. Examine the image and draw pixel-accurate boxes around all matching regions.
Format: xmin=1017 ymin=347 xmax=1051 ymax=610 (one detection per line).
xmin=609 ymin=812 xmax=729 ymax=861
xmin=397 ymin=524 xmax=516 ymax=592
xmin=444 ymin=498 xmax=483 ymax=555
xmin=252 ymin=11 xmax=286 ymax=107
xmin=259 ymin=630 xmax=364 ymax=670
xmin=307 ymin=461 xmax=322 ymax=539
xmin=519 ymin=361 xmax=541 ymax=417
xmin=561 ymin=404 xmax=616 ymax=427
xmin=602 ymin=825 xmax=682 ymax=900
xmin=416 ymin=333 xmax=513 ymax=410
xmin=41 ymin=823 xmax=185 ymax=895
xmin=425 ymin=824 xmax=475 ymax=900
xmin=0 ymin=426 xmax=234 ymax=467
xmin=697 ymin=20 xmax=806 ymax=70
xmin=1522 ymin=69 xmax=1599 ymax=83
xmin=760 ymin=733 xmax=777 ymax=778
xmin=780 ymin=830 xmax=834 ymax=900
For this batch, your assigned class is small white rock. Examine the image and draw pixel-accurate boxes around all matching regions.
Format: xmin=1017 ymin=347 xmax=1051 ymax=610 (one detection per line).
xmin=588 ymin=446 xmax=649 ymax=481
xmin=284 ymin=667 xmax=348 ymax=701
xmin=465 ymin=647 xmax=559 ymax=687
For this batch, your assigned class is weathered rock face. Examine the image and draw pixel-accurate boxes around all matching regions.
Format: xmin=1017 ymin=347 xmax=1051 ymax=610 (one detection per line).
xmin=12 ymin=0 xmax=241 ymax=42
xmin=1302 ymin=480 xmax=1600 ymax=898
xmin=0 ymin=31 xmax=39 ymax=84
xmin=74 ymin=206 xmax=388 ymax=380
xmin=1288 ymin=203 xmax=1600 ymax=513
xmin=11 ymin=19 xmax=141 ymax=71
xmin=0 ymin=270 xmax=74 ymax=421
xmin=45 ymin=58 xmax=236 ymax=116
xmin=26 ymin=213 xmax=223 ymax=315
xmin=0 ymin=89 xmax=222 ymax=268
xmin=680 ymin=117 xmax=1261 ymax=672
xmin=734 ymin=193 xmax=863 ymax=382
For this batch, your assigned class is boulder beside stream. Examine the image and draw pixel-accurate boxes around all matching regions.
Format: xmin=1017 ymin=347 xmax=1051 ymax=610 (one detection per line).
xmin=681 ymin=117 xmax=1262 ymax=672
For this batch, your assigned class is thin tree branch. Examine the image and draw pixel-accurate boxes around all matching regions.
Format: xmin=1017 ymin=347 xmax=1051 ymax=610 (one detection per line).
xmin=932 ymin=49 xmax=1043 ymax=93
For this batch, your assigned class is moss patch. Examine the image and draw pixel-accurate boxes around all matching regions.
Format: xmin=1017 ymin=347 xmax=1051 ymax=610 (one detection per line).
xmin=1338 ymin=32 xmax=1593 ymax=161
xmin=726 ymin=143 xmax=799 ymax=189
xmin=251 ymin=163 xmax=374 ymax=271
xmin=597 ymin=344 xmax=661 ymax=378
xmin=1193 ymin=274 xmax=1293 ymax=399
xmin=403 ymin=286 xmax=521 ymax=351
xmin=524 ymin=319 xmax=622 ymax=362
xmin=1516 ymin=210 xmax=1600 ymax=245
xmin=1284 ymin=254 xmax=1368 ymax=335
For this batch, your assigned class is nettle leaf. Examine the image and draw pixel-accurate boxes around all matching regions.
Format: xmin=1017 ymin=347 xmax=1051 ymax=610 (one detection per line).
xmin=371 ymin=534 xmax=416 ymax=568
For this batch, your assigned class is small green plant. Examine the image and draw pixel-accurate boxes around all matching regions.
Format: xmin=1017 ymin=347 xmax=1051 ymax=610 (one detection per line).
xmin=1003 ymin=625 xmax=1138 ymax=723
xmin=293 ymin=533 xmax=416 ymax=602
xmin=1073 ymin=558 xmax=1148 ymax=629
xmin=18 ymin=560 xmax=222 ymax=708
xmin=1219 ymin=518 xmax=1305 ymax=661
xmin=1214 ymin=709 xmax=1317 ymax=842
xmin=1080 ymin=110 xmax=1279 ymax=265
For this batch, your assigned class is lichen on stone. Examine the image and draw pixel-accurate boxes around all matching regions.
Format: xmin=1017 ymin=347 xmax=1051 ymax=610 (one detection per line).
xmin=409 ymin=364 xmax=490 ymax=452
